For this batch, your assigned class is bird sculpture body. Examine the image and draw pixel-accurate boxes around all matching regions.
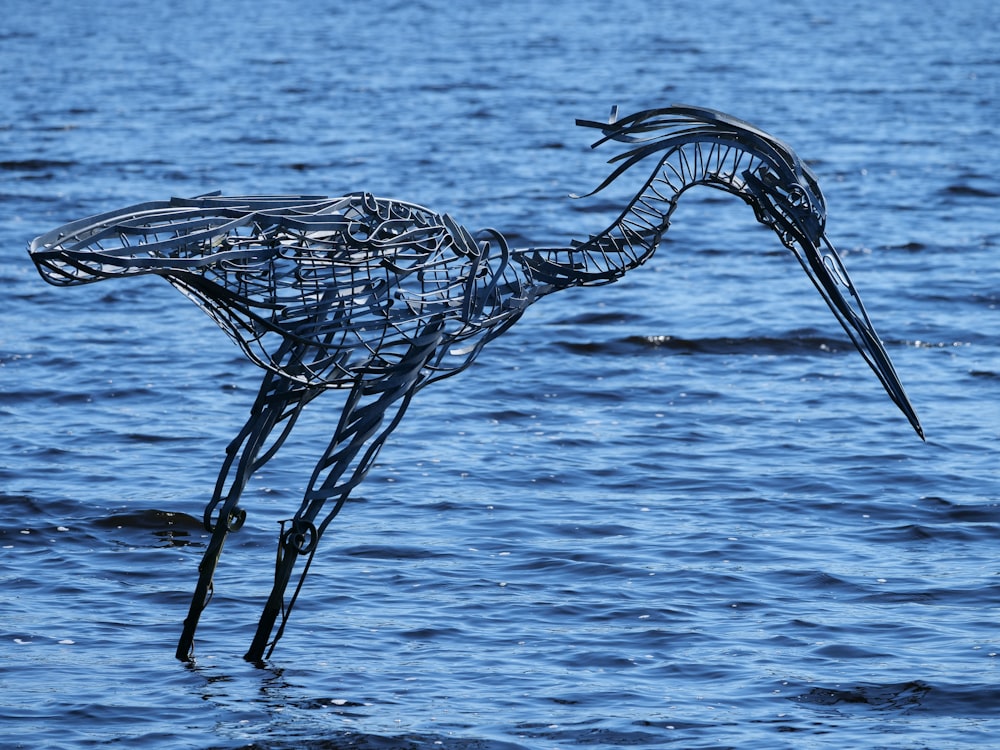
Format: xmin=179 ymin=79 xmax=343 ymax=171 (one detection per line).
xmin=29 ymin=105 xmax=923 ymax=662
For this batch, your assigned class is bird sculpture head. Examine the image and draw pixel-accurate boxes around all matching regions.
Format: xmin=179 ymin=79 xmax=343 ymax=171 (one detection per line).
xmin=576 ymin=104 xmax=829 ymax=248
xmin=575 ymin=105 xmax=923 ymax=438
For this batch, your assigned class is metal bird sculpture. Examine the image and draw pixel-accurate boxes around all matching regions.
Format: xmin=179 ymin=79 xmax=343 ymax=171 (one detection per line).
xmin=29 ymin=105 xmax=923 ymax=662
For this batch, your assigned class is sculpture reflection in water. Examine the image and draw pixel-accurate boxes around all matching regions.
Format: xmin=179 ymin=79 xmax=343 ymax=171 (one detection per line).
xmin=28 ymin=105 xmax=923 ymax=662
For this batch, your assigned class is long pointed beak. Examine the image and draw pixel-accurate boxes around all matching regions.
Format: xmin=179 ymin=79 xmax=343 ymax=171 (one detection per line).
xmin=799 ymin=235 xmax=923 ymax=440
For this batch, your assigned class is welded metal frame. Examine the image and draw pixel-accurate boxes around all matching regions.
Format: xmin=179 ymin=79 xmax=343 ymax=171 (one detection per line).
xmin=28 ymin=105 xmax=921 ymax=662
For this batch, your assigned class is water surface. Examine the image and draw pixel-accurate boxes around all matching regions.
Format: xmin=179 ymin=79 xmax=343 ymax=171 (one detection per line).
xmin=2 ymin=1 xmax=999 ymax=748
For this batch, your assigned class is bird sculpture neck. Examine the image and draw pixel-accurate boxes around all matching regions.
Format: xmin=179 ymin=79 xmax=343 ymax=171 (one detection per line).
xmin=514 ymin=153 xmax=707 ymax=293
xmin=515 ymin=183 xmax=670 ymax=292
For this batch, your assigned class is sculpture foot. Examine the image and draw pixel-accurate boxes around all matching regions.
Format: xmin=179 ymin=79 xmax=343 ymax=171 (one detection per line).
xmin=175 ymin=506 xmax=245 ymax=661
xmin=244 ymin=520 xmax=313 ymax=662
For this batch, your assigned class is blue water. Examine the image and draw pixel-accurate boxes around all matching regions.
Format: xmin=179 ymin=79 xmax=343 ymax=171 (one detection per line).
xmin=2 ymin=0 xmax=999 ymax=747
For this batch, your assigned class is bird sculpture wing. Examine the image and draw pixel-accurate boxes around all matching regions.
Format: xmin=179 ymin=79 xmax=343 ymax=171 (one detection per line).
xmin=29 ymin=192 xmax=530 ymax=388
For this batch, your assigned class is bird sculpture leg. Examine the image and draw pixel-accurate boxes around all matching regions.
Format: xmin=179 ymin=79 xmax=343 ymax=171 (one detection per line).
xmin=176 ymin=364 xmax=321 ymax=661
xmin=244 ymin=319 xmax=446 ymax=662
